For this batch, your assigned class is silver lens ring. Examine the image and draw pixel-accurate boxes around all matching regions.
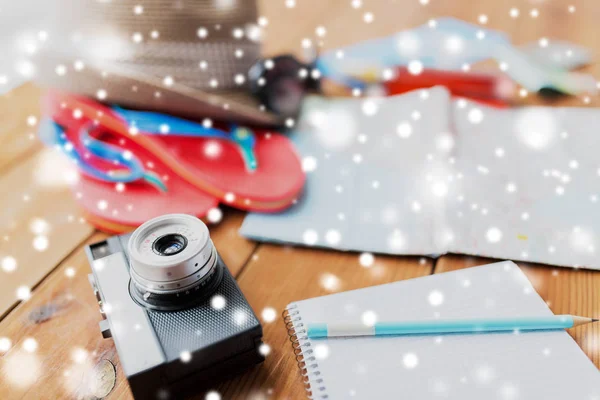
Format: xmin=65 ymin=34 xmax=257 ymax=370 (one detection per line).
xmin=130 ymin=244 xmax=217 ymax=294
xmin=128 ymin=214 xmax=214 ymax=284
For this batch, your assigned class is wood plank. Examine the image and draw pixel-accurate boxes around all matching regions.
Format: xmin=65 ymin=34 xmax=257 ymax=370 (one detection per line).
xmin=214 ymin=246 xmax=433 ymax=399
xmin=0 ymin=233 xmax=129 ymax=400
xmin=208 ymin=209 xmax=257 ymax=277
xmin=0 ymin=83 xmax=44 ymax=172
xmin=0 ymin=148 xmax=95 ymax=319
xmin=0 ymin=209 xmax=255 ymax=399
xmin=435 ymin=255 xmax=600 ymax=368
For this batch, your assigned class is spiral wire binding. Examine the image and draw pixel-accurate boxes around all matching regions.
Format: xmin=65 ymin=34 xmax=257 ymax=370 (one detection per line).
xmin=283 ymin=304 xmax=328 ymax=399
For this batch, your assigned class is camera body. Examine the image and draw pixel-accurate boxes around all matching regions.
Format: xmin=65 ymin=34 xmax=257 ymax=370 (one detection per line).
xmin=86 ymin=215 xmax=264 ymax=399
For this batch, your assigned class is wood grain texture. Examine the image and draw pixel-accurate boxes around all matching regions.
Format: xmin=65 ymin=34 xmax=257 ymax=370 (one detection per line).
xmin=0 ymin=148 xmax=95 ymax=318
xmin=208 ymin=209 xmax=258 ymax=277
xmin=0 ymin=83 xmax=44 ymax=173
xmin=0 ymin=233 xmax=131 ymax=400
xmin=214 ymin=246 xmax=432 ymax=400
xmin=435 ymin=255 xmax=600 ymax=368
xmin=0 ymin=209 xmax=255 ymax=400
xmin=1 ymin=0 xmax=600 ymax=399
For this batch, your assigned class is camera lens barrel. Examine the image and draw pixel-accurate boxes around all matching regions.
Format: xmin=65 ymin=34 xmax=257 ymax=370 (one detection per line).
xmin=127 ymin=214 xmax=222 ymax=309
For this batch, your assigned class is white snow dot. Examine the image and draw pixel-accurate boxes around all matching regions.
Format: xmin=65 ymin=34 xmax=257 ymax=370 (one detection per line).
xmin=408 ymin=60 xmax=424 ymax=75
xmin=468 ymin=108 xmax=484 ymax=124
xmin=180 ymin=351 xmax=192 ymax=363
xmin=33 ymin=236 xmax=49 ymax=252
xmin=486 ymin=227 xmax=502 ymax=243
xmin=363 ymin=12 xmax=374 ymax=23
xmin=403 ymin=353 xmax=419 ymax=369
xmin=233 ymin=310 xmax=247 ymax=325
xmin=396 ymin=122 xmax=413 ymax=138
xmin=211 ymin=295 xmax=226 ymax=310
xmin=97 ymin=200 xmax=108 ymax=210
xmin=131 ymin=32 xmax=143 ymax=43
xmin=506 ymin=182 xmax=517 ymax=193
xmin=163 ymin=76 xmax=174 ymax=87
xmin=510 ymin=8 xmax=520 ymax=18
xmin=325 ymin=229 xmax=342 ymax=246
xmin=431 ymin=181 xmax=448 ymax=197
xmin=569 ymin=160 xmax=579 ymax=169
xmin=16 ymin=286 xmax=31 ymax=300
xmin=303 ymin=229 xmax=318 ymax=245
xmin=206 ymin=391 xmax=221 ymax=400
xmin=234 ymin=74 xmax=245 ymax=85
xmin=2 ymin=256 xmax=17 ymax=272
xmin=362 ymin=99 xmax=378 ymax=116
xmin=22 ymin=338 xmax=38 ymax=353
xmin=445 ymin=36 xmax=464 ymax=53
xmin=359 ymin=253 xmax=375 ymax=267
xmin=224 ymin=192 xmax=236 ymax=203
xmin=320 ymin=273 xmax=341 ymax=291
xmin=197 ymin=27 xmax=208 ymax=38
xmin=261 ymin=307 xmax=277 ymax=323
xmin=428 ymin=290 xmax=444 ymax=306
xmin=412 ymin=201 xmax=422 ymax=213
xmin=258 ymin=16 xmax=269 ymax=27
xmin=71 ymin=347 xmax=88 ymax=364
xmin=55 ymin=64 xmax=67 ymax=76
xmin=0 ymin=337 xmax=11 ymax=352
xmin=361 ymin=310 xmax=377 ymax=326
xmin=258 ymin=343 xmax=271 ymax=356
xmin=65 ymin=267 xmax=76 ymax=278
xmin=96 ymin=89 xmax=107 ymax=100
xmin=207 ymin=208 xmax=223 ymax=224
xmin=543 ymin=348 xmax=551 ymax=356
xmin=302 ymin=156 xmax=318 ymax=172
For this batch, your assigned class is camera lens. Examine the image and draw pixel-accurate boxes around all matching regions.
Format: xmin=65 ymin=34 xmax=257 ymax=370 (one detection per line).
xmin=153 ymin=234 xmax=187 ymax=256
xmin=127 ymin=214 xmax=223 ymax=311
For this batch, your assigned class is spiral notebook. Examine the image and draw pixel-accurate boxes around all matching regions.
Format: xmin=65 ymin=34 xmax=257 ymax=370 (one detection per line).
xmin=284 ymin=261 xmax=600 ymax=399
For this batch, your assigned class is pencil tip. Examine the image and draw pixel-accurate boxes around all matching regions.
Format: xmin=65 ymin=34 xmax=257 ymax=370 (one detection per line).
xmin=593 ymin=319 xmax=599 ymax=322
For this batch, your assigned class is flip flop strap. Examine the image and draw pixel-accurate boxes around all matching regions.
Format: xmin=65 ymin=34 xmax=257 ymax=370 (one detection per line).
xmin=38 ymin=118 xmax=167 ymax=192
xmin=113 ymin=107 xmax=258 ymax=172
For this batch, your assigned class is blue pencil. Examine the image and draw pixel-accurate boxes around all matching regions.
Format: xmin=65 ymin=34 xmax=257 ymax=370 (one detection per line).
xmin=307 ymin=315 xmax=597 ymax=339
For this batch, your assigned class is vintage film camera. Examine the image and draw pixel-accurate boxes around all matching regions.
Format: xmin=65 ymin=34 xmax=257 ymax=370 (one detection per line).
xmin=86 ymin=214 xmax=264 ymax=398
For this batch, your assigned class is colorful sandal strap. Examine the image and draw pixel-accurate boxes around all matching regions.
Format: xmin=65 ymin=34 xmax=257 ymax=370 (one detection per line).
xmin=112 ymin=107 xmax=258 ymax=172
xmin=38 ymin=118 xmax=167 ymax=192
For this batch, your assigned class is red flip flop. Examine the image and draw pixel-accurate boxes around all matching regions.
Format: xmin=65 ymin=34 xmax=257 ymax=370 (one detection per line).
xmin=42 ymin=101 xmax=219 ymax=229
xmin=46 ymin=90 xmax=305 ymax=212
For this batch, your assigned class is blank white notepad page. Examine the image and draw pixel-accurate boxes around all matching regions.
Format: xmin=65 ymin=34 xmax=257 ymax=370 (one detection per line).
xmin=289 ymin=261 xmax=600 ymax=399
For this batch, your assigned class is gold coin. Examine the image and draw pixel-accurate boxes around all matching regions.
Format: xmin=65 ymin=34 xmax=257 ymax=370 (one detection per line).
xmin=89 ymin=359 xmax=116 ymax=398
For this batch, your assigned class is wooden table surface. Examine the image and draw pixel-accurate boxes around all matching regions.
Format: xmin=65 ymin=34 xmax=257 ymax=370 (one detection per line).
xmin=1 ymin=0 xmax=599 ymax=399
